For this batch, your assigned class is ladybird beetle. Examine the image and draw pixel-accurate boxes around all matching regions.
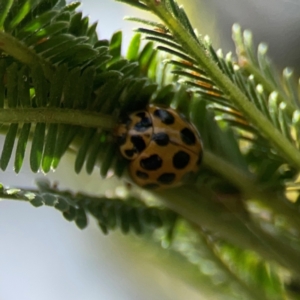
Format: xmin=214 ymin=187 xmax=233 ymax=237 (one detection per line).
xmin=116 ymin=105 xmax=203 ymax=189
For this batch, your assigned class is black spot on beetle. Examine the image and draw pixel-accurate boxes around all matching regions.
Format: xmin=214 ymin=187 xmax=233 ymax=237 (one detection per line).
xmin=140 ymin=154 xmax=162 ymax=170
xmin=154 ymin=109 xmax=175 ymax=124
xmin=136 ymin=112 xmax=146 ymax=118
xmin=131 ymin=135 xmax=146 ymax=153
xmin=152 ymin=132 xmax=169 ymax=146
xmin=133 ymin=117 xmax=152 ymax=132
xmin=180 ymin=128 xmax=196 ymax=145
xmin=125 ymin=149 xmax=135 ymax=158
xmin=136 ymin=170 xmax=149 ymax=179
xmin=173 ymin=151 xmax=190 ymax=169
xmin=157 ymin=173 xmax=176 ymax=184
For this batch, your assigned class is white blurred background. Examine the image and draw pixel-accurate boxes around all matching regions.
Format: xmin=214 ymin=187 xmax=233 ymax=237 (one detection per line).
xmin=1 ymin=0 xmax=300 ymax=299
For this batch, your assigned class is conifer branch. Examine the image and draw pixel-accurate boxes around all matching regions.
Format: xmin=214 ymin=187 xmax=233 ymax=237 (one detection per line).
xmin=0 ymin=31 xmax=54 ymax=79
xmin=140 ymin=0 xmax=300 ymax=170
xmin=1 ymin=0 xmax=300 ymax=297
xmin=232 ymin=24 xmax=296 ymax=113
xmin=0 ymin=108 xmax=116 ymax=130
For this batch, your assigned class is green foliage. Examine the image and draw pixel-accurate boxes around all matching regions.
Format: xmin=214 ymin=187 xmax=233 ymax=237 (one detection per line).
xmin=1 ymin=0 xmax=300 ymax=299
xmin=0 ymin=178 xmax=177 ymax=232
xmin=130 ymin=13 xmax=299 ymax=191
xmin=168 ymin=225 xmax=286 ymax=300
xmin=0 ymin=0 xmax=160 ymax=177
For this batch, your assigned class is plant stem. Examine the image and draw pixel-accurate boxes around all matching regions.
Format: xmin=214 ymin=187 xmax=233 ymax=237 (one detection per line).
xmin=143 ymin=0 xmax=300 ymax=170
xmin=204 ymin=151 xmax=300 ymax=229
xmin=199 ymin=229 xmax=268 ymax=300
xmin=203 ymin=151 xmax=253 ymax=192
xmin=0 ymin=31 xmax=54 ymax=79
xmin=155 ymin=187 xmax=300 ymax=278
xmin=0 ymin=108 xmax=116 ymax=130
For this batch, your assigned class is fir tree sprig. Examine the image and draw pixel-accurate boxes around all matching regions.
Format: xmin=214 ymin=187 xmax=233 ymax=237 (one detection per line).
xmin=0 ymin=179 xmax=289 ymax=299
xmin=0 ymin=108 xmax=115 ymax=129
xmin=0 ymin=178 xmax=178 ymax=233
xmin=118 ymin=0 xmax=300 ymax=170
xmin=1 ymin=0 xmax=300 ymax=298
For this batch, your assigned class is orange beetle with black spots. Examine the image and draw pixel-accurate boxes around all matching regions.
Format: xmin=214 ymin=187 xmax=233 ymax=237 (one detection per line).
xmin=116 ymin=105 xmax=203 ymax=189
